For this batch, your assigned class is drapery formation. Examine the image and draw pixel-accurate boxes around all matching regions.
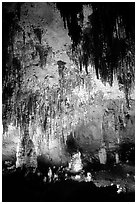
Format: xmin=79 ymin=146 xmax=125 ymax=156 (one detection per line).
xmin=57 ymin=3 xmax=135 ymax=106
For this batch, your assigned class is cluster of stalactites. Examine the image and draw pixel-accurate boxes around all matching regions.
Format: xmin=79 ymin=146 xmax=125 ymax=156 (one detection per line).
xmin=57 ymin=2 xmax=134 ymax=91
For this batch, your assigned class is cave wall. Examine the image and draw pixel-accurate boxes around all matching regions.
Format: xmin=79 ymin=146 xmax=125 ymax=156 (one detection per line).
xmin=2 ymin=3 xmax=135 ymax=166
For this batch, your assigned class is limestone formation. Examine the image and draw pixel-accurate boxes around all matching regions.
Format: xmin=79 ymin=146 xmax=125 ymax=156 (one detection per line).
xmin=16 ymin=136 xmax=37 ymax=170
xmin=2 ymin=2 xmax=135 ymax=167
xmin=68 ymin=151 xmax=83 ymax=173
xmin=98 ymin=144 xmax=107 ymax=165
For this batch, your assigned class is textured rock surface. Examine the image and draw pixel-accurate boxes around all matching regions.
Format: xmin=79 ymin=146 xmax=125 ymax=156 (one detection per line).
xmin=2 ymin=3 xmax=135 ymax=166
xmin=68 ymin=152 xmax=83 ymax=173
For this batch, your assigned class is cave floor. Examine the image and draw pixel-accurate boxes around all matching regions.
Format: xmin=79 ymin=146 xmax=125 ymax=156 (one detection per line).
xmin=92 ymin=163 xmax=135 ymax=192
xmin=2 ymin=161 xmax=135 ymax=202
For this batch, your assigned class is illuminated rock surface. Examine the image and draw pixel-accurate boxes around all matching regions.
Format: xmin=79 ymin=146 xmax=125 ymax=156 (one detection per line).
xmin=68 ymin=151 xmax=83 ymax=173
xmin=2 ymin=2 xmax=134 ymax=202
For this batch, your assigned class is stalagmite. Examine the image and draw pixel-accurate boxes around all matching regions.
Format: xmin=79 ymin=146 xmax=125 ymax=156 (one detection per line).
xmin=25 ymin=139 xmax=37 ymax=170
xmin=16 ymin=135 xmax=37 ymax=170
xmin=48 ymin=167 xmax=53 ymax=182
xmin=16 ymin=137 xmax=26 ymax=168
xmin=43 ymin=176 xmax=47 ymax=183
xmin=85 ymin=172 xmax=92 ymax=182
xmin=68 ymin=151 xmax=83 ymax=173
xmin=53 ymin=173 xmax=58 ymax=182
xmin=98 ymin=144 xmax=107 ymax=165
xmin=115 ymin=152 xmax=119 ymax=164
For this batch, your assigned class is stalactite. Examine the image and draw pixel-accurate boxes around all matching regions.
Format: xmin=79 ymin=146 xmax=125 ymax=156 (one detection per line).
xmin=2 ymin=3 xmax=135 ymax=169
xmin=57 ymin=3 xmax=134 ymax=91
